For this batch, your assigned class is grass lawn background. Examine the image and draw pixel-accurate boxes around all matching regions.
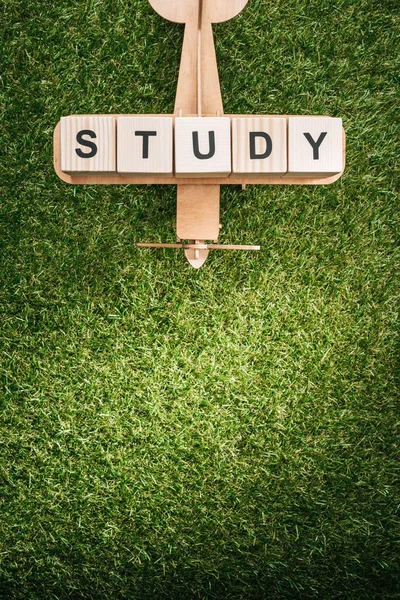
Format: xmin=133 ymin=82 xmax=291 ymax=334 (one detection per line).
xmin=0 ymin=0 xmax=399 ymax=598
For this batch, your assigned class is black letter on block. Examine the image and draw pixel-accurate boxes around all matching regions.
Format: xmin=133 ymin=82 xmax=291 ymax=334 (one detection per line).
xmin=192 ymin=131 xmax=215 ymax=159
xmin=76 ymin=130 xmax=97 ymax=158
xmin=303 ymin=132 xmax=327 ymax=160
xmin=250 ymin=132 xmax=272 ymax=160
xmin=135 ymin=131 xmax=157 ymax=159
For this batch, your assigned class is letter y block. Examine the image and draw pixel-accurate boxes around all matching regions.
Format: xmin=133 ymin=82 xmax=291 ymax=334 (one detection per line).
xmin=287 ymin=117 xmax=343 ymax=177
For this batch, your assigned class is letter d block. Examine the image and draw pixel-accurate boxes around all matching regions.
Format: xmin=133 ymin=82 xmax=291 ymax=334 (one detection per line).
xmin=175 ymin=117 xmax=231 ymax=177
xmin=117 ymin=117 xmax=173 ymax=175
xmin=232 ymin=117 xmax=287 ymax=175
xmin=61 ymin=116 xmax=116 ymax=174
xmin=287 ymin=117 xmax=343 ymax=177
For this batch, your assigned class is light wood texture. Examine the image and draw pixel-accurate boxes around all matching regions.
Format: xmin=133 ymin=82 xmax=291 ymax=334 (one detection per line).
xmin=147 ymin=0 xmax=232 ymax=262
xmin=204 ymin=0 xmax=249 ymax=23
xmin=61 ymin=116 xmax=116 ymax=174
xmin=148 ymin=0 xmax=249 ymax=114
xmin=287 ymin=117 xmax=343 ymax=177
xmin=184 ymin=245 xmax=210 ymax=269
xmin=176 ymin=185 xmax=220 ymax=240
xmin=168 ymin=1 xmax=205 ymax=115
xmin=54 ymin=116 xmax=346 ymax=185
xmin=175 ymin=117 xmax=231 ymax=177
xmin=136 ymin=242 xmax=260 ymax=250
xmin=232 ymin=117 xmax=287 ymax=175
xmin=148 ymin=0 xmax=246 ymax=115
xmin=208 ymin=243 xmax=260 ymax=250
xmin=137 ymin=240 xmax=259 ymax=267
xmin=137 ymin=242 xmax=204 ymax=249
xmin=117 ymin=116 xmax=173 ymax=175
xmin=148 ymin=0 xmax=249 ymax=24
xmin=148 ymin=0 xmax=198 ymax=24
xmin=172 ymin=2 xmax=224 ymax=117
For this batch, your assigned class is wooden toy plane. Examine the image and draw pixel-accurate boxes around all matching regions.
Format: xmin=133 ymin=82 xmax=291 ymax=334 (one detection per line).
xmin=53 ymin=0 xmax=346 ymax=269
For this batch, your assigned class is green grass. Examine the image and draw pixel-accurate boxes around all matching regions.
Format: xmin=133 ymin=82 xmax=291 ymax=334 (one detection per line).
xmin=0 ymin=0 xmax=399 ymax=598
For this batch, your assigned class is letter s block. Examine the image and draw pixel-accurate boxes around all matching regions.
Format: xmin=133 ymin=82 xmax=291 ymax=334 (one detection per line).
xmin=60 ymin=116 xmax=116 ymax=174
xmin=175 ymin=117 xmax=231 ymax=177
xmin=232 ymin=117 xmax=287 ymax=175
xmin=287 ymin=117 xmax=343 ymax=177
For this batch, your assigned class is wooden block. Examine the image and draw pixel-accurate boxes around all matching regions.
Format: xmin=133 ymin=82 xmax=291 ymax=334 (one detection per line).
xmin=232 ymin=117 xmax=287 ymax=175
xmin=175 ymin=117 xmax=231 ymax=177
xmin=61 ymin=116 xmax=116 ymax=174
xmin=287 ymin=117 xmax=343 ymax=177
xmin=117 ymin=116 xmax=173 ymax=175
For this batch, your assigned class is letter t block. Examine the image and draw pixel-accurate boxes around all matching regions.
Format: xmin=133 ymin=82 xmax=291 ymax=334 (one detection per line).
xmin=117 ymin=116 xmax=173 ymax=175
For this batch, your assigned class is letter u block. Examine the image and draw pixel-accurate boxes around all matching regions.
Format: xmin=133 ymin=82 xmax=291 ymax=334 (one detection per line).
xmin=61 ymin=116 xmax=116 ymax=174
xmin=232 ymin=117 xmax=287 ymax=175
xmin=287 ymin=117 xmax=343 ymax=177
xmin=175 ymin=117 xmax=231 ymax=177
